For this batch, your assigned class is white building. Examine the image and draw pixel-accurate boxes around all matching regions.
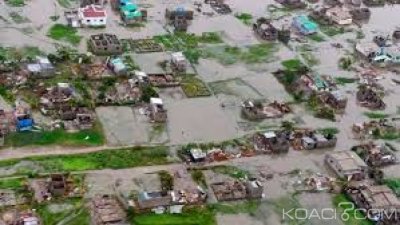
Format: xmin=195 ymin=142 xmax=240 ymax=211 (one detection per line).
xmin=326 ymin=7 xmax=352 ymax=25
xmin=78 ymin=4 xmax=107 ymax=27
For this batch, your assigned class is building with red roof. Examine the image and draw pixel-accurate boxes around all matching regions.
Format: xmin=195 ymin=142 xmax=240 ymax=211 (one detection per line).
xmin=78 ymin=4 xmax=107 ymax=27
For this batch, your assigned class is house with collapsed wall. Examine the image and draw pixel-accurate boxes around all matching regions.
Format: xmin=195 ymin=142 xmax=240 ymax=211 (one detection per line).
xmin=27 ymin=56 xmax=55 ymax=78
xmin=165 ymin=6 xmax=194 ymax=32
xmin=319 ymin=90 xmax=347 ymax=111
xmin=0 ymin=210 xmax=41 ymax=225
xmin=241 ymin=100 xmax=290 ymax=120
xmin=89 ymin=33 xmax=123 ymax=55
xmin=253 ymin=18 xmax=278 ymax=41
xmin=211 ymin=179 xmax=263 ymax=202
xmin=356 ymin=85 xmax=385 ymax=110
xmin=352 ymin=142 xmax=396 ymax=167
xmin=253 ymin=131 xmax=290 ymax=154
xmin=148 ymin=98 xmax=167 ymax=123
xmin=325 ymin=151 xmax=368 ymax=181
xmin=90 ymin=194 xmax=126 ymax=225
xmin=298 ymin=132 xmax=337 ymax=150
xmin=325 ymin=6 xmax=353 ymax=25
xmin=346 ymin=184 xmax=400 ymax=223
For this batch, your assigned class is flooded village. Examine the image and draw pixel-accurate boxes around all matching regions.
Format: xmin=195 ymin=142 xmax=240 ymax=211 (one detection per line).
xmin=1 ymin=0 xmax=400 ymax=224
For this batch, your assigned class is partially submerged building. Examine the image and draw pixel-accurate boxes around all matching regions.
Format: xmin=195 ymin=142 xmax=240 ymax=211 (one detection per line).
xmin=78 ymin=4 xmax=107 ymax=27
xmin=90 ymin=194 xmax=126 ymax=225
xmin=211 ymin=179 xmax=263 ymax=202
xmin=346 ymin=184 xmax=400 ymax=223
xmin=165 ymin=6 xmax=194 ymax=32
xmin=241 ymin=100 xmax=290 ymax=120
xmin=253 ymin=131 xmax=290 ymax=154
xmin=325 ymin=7 xmax=352 ymax=25
xmin=292 ymin=15 xmax=318 ymax=35
xmin=325 ymin=151 xmax=368 ymax=181
xmin=148 ymin=98 xmax=167 ymax=123
xmin=253 ymin=18 xmax=278 ymax=41
xmin=352 ymin=143 xmax=396 ymax=167
xmin=356 ymin=86 xmax=385 ymax=110
xmin=89 ymin=33 xmax=123 ymax=55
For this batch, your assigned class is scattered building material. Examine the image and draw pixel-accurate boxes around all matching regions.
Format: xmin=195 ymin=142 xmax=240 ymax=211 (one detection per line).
xmin=253 ymin=131 xmax=290 ymax=154
xmin=253 ymin=18 xmax=278 ymax=41
xmin=352 ymin=142 xmax=396 ymax=167
xmin=90 ymin=194 xmax=126 ymax=225
xmin=242 ymin=100 xmax=290 ymax=120
xmin=356 ymin=85 xmax=385 ymax=110
xmin=165 ymin=6 xmax=194 ymax=32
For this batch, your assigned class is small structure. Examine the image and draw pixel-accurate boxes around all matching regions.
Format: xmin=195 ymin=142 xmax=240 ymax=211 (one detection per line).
xmin=356 ymin=86 xmax=385 ymax=110
xmin=165 ymin=7 xmax=194 ymax=32
xmin=245 ymin=178 xmax=263 ymax=199
xmin=346 ymin=184 xmax=400 ymax=223
xmin=65 ymin=10 xmax=80 ymax=28
xmin=27 ymin=56 xmax=55 ymax=78
xmin=90 ymin=194 xmax=126 ymax=225
xmin=253 ymin=131 xmax=290 ymax=154
xmin=14 ymin=101 xmax=33 ymax=132
xmin=253 ymin=18 xmax=278 ymax=41
xmin=120 ymin=3 xmax=145 ymax=23
xmin=325 ymin=151 xmax=368 ymax=181
xmin=136 ymin=191 xmax=173 ymax=211
xmin=149 ymin=98 xmax=167 ymax=123
xmin=189 ymin=148 xmax=206 ymax=162
xmin=301 ymin=133 xmax=337 ymax=150
xmin=350 ymin=8 xmax=371 ymax=20
xmin=89 ymin=34 xmax=123 ymax=55
xmin=108 ymin=57 xmax=127 ymax=75
xmin=292 ymin=15 xmax=318 ymax=35
xmin=319 ymin=90 xmax=347 ymax=110
xmin=48 ymin=174 xmax=67 ymax=197
xmin=205 ymin=0 xmax=232 ymax=14
xmin=170 ymin=52 xmax=188 ymax=73
xmin=325 ymin=7 xmax=352 ymax=25
xmin=352 ymin=143 xmax=396 ymax=167
xmin=78 ymin=4 xmax=107 ymax=27
xmin=241 ymin=100 xmax=290 ymax=120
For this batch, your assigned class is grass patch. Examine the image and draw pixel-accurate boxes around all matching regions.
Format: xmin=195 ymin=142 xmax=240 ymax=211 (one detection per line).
xmin=0 ymin=86 xmax=15 ymax=103
xmin=333 ymin=194 xmax=374 ymax=225
xmin=0 ymin=177 xmax=25 ymax=189
xmin=335 ymin=77 xmax=357 ymax=85
xmin=384 ymin=178 xmax=400 ymax=196
xmin=57 ymin=0 xmax=74 ymax=8
xmin=320 ymin=26 xmax=346 ymax=37
xmin=131 ymin=207 xmax=216 ymax=225
xmin=209 ymin=201 xmax=260 ymax=214
xmin=211 ymin=165 xmax=250 ymax=179
xmin=6 ymin=0 xmax=25 ymax=7
xmin=308 ymin=33 xmax=325 ymax=42
xmin=9 ymin=12 xmax=30 ymax=24
xmin=364 ymin=112 xmax=389 ymax=119
xmin=235 ymin=13 xmax=253 ymax=25
xmin=5 ymin=125 xmax=104 ymax=147
xmin=37 ymin=198 xmax=90 ymax=225
xmin=317 ymin=127 xmax=339 ymax=136
xmin=203 ymin=43 xmax=279 ymax=65
xmin=48 ymin=24 xmax=82 ymax=45
xmin=180 ymin=75 xmax=211 ymax=97
xmin=0 ymin=146 xmax=169 ymax=173
xmin=190 ymin=169 xmax=207 ymax=188
xmin=281 ymin=59 xmax=304 ymax=71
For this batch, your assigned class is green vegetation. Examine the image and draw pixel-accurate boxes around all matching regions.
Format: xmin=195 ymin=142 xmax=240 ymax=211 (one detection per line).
xmin=209 ymin=201 xmax=260 ymax=214
xmin=6 ymin=0 xmax=25 ymax=7
xmin=211 ymin=165 xmax=250 ymax=179
xmin=0 ymin=177 xmax=25 ymax=189
xmin=9 ymin=12 xmax=30 ymax=24
xmin=333 ymin=194 xmax=374 ymax=225
xmin=364 ymin=111 xmax=389 ymax=119
xmin=372 ymin=129 xmax=400 ymax=140
xmin=318 ymin=127 xmax=339 ymax=136
xmin=308 ymin=33 xmax=325 ymax=42
xmin=57 ymin=0 xmax=74 ymax=8
xmin=203 ymin=43 xmax=279 ymax=65
xmin=0 ymin=146 xmax=169 ymax=173
xmin=190 ymin=169 xmax=207 ymax=188
xmin=48 ymin=24 xmax=82 ymax=45
xmin=141 ymin=85 xmax=159 ymax=103
xmin=37 ymin=198 xmax=90 ymax=225
xmin=180 ymin=75 xmax=211 ymax=97
xmin=281 ymin=59 xmax=304 ymax=71
xmin=300 ymin=52 xmax=319 ymax=67
xmin=235 ymin=13 xmax=253 ymax=25
xmin=320 ymin=26 xmax=346 ymax=37
xmin=339 ymin=56 xmax=354 ymax=70
xmin=335 ymin=77 xmax=357 ymax=85
xmin=131 ymin=207 xmax=216 ymax=225
xmin=5 ymin=124 xmax=104 ymax=147
xmin=0 ymin=86 xmax=16 ymax=103
xmin=384 ymin=178 xmax=400 ymax=196
xmin=159 ymin=170 xmax=174 ymax=191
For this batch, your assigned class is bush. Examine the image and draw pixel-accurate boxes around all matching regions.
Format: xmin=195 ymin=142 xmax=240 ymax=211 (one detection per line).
xmin=159 ymin=170 xmax=174 ymax=191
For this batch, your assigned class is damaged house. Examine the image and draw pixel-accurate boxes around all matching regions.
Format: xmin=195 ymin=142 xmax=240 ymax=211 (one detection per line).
xmin=27 ymin=56 xmax=55 ymax=78
xmin=148 ymin=98 xmax=167 ymax=123
xmin=165 ymin=6 xmax=194 ymax=32
xmin=352 ymin=142 xmax=396 ymax=167
xmin=253 ymin=131 xmax=290 ymax=154
xmin=253 ymin=18 xmax=278 ymax=41
xmin=90 ymin=194 xmax=126 ymax=225
xmin=170 ymin=52 xmax=188 ymax=73
xmin=298 ymin=131 xmax=337 ymax=150
xmin=89 ymin=33 xmax=123 ymax=55
xmin=136 ymin=191 xmax=173 ymax=211
xmin=325 ymin=151 xmax=368 ymax=181
xmin=319 ymin=90 xmax=347 ymax=110
xmin=346 ymin=184 xmax=400 ymax=223
xmin=325 ymin=6 xmax=353 ymax=25
xmin=241 ymin=100 xmax=290 ymax=120
xmin=356 ymin=85 xmax=385 ymax=110
xmin=211 ymin=179 xmax=263 ymax=202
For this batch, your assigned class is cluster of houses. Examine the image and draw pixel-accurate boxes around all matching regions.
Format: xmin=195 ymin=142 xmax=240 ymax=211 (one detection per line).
xmin=352 ymin=118 xmax=400 ymax=139
xmin=356 ymin=35 xmax=400 ymax=66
